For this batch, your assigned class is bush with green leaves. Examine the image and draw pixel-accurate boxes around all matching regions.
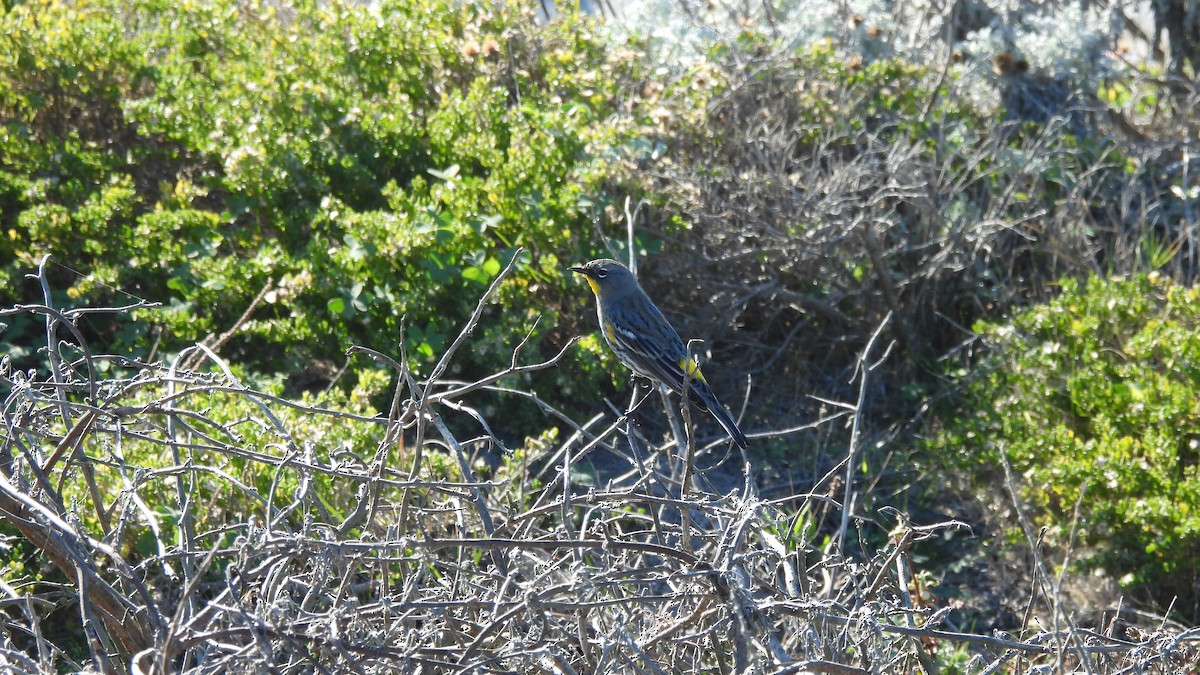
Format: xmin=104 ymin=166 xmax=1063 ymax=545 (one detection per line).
xmin=1 ymin=0 xmax=646 ymax=437
xmin=932 ymin=273 xmax=1200 ymax=620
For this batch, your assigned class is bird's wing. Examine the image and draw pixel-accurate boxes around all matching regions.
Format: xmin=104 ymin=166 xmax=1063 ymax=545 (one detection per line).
xmin=604 ymin=318 xmax=704 ymax=393
xmin=607 ymin=313 xmax=750 ymax=448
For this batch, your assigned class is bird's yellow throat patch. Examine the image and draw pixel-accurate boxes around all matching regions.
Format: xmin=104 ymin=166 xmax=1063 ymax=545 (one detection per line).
xmin=584 ymin=277 xmax=601 ymax=297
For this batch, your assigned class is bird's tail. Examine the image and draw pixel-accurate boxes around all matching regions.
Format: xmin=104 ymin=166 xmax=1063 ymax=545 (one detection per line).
xmin=690 ymin=382 xmax=750 ymax=449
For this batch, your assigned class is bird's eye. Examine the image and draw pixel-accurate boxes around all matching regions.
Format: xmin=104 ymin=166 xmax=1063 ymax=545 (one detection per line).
xmin=595 ymin=268 xmax=609 ymax=279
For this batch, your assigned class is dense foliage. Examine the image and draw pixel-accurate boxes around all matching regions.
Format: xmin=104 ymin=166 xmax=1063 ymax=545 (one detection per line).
xmin=1 ymin=0 xmax=647 ymax=427
xmin=933 ymin=274 xmax=1200 ymax=618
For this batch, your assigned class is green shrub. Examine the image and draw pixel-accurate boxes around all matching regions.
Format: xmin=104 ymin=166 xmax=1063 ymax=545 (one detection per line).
xmin=932 ymin=273 xmax=1200 ymax=619
xmin=1 ymin=0 xmax=643 ymax=437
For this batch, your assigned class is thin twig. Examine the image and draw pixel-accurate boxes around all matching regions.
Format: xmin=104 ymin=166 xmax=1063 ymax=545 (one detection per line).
xmin=836 ymin=312 xmax=892 ymax=550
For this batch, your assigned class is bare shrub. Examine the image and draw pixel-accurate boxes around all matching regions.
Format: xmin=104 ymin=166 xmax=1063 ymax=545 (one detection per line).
xmin=618 ymin=35 xmax=1200 ymax=425
xmin=0 ymin=256 xmax=1195 ymax=672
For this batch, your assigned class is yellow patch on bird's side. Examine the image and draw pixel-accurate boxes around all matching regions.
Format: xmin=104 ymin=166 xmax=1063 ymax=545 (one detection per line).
xmin=680 ymin=357 xmax=707 ymax=383
xmin=603 ymin=320 xmax=617 ymax=344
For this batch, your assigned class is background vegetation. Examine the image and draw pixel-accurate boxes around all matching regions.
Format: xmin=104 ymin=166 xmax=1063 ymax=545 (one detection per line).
xmin=2 ymin=0 xmax=1200 ymax=671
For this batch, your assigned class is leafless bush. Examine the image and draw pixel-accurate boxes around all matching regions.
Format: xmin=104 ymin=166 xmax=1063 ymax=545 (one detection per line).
xmin=620 ymin=39 xmax=1200 ymax=426
xmin=0 ymin=256 xmax=1196 ymax=672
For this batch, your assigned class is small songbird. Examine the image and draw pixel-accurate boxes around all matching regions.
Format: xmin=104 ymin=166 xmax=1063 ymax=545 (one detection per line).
xmin=570 ymin=258 xmax=749 ymax=449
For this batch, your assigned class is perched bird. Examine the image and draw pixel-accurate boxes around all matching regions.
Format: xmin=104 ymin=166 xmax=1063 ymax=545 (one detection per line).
xmin=570 ymin=258 xmax=749 ymax=449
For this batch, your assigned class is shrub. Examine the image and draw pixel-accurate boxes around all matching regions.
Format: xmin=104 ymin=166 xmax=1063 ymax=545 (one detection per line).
xmin=10 ymin=270 xmax=1193 ymax=674
xmin=0 ymin=0 xmax=642 ymax=437
xmin=931 ymin=273 xmax=1200 ymax=620
xmin=604 ymin=3 xmax=1200 ymax=467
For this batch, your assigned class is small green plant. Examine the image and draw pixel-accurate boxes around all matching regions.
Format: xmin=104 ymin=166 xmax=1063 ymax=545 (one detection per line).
xmin=932 ymin=273 xmax=1200 ymax=620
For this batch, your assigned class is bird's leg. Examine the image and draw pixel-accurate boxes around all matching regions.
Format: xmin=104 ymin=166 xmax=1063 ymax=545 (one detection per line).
xmin=657 ymin=383 xmax=688 ymax=487
xmin=622 ymin=379 xmax=660 ymax=492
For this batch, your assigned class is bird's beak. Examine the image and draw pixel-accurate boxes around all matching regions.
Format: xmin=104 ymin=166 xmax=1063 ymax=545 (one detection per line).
xmin=570 ymin=265 xmax=600 ymax=296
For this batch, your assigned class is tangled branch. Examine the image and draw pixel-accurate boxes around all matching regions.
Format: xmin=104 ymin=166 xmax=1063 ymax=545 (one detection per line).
xmin=0 ymin=258 xmax=1195 ymax=673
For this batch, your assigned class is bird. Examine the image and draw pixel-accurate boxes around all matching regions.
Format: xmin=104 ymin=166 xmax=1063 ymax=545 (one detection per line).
xmin=570 ymin=258 xmax=749 ymax=449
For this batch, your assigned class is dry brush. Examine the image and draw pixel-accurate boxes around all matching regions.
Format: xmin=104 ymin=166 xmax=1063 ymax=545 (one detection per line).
xmin=0 ymin=255 xmax=1195 ymax=673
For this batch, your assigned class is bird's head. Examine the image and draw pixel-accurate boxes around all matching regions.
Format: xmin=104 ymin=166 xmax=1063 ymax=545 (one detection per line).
xmin=569 ymin=258 xmax=635 ymax=299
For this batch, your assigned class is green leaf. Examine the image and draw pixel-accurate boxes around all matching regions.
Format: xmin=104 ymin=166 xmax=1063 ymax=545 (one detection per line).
xmin=481 ymin=256 xmax=501 ymax=277
xmin=462 ymin=266 xmax=487 ymax=284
